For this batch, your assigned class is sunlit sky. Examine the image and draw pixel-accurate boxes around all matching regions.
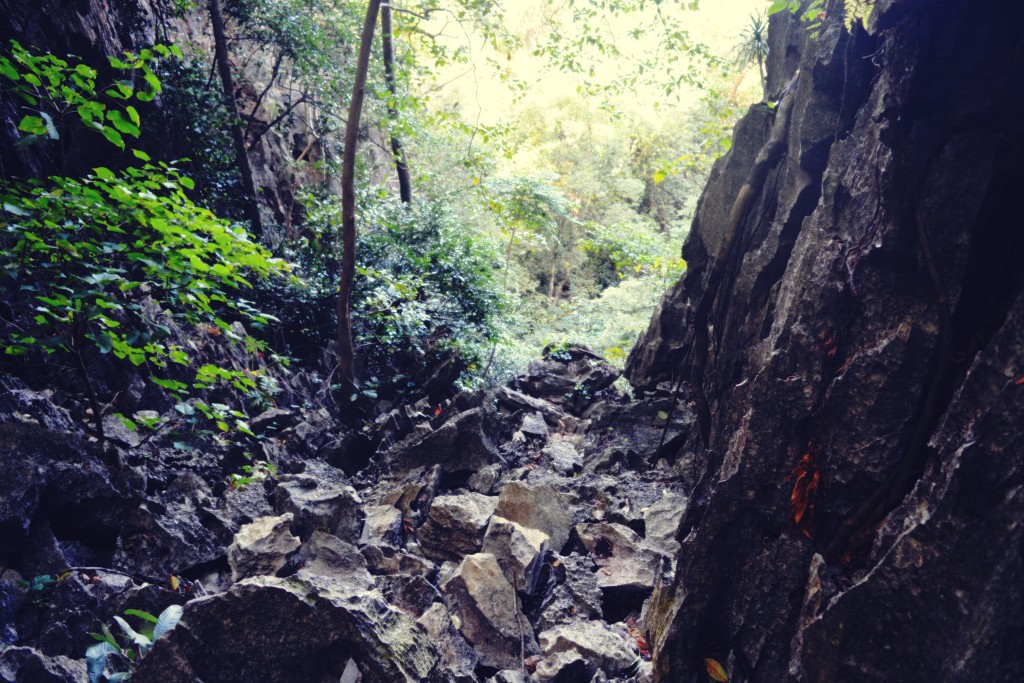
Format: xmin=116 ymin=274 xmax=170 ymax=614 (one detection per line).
xmin=424 ymin=0 xmax=767 ymax=128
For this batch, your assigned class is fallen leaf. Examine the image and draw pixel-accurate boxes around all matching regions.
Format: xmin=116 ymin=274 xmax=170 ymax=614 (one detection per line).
xmin=170 ymin=575 xmax=180 ymax=591
xmin=704 ymin=657 xmax=728 ymax=682
xmin=1014 ymin=377 xmax=1024 ymax=386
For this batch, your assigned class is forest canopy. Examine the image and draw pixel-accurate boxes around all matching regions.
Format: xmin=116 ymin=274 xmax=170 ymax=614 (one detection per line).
xmin=0 ymin=0 xmax=765 ymax=429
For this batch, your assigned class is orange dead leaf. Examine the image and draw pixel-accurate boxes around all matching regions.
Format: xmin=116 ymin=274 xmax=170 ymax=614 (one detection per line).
xmin=704 ymin=657 xmax=729 ymax=682
xmin=790 ymin=450 xmax=820 ymax=536
xmin=170 ymin=575 xmax=180 ymax=591
xmin=1014 ymin=377 xmax=1024 ymax=386
xmin=636 ymin=635 xmax=650 ymax=659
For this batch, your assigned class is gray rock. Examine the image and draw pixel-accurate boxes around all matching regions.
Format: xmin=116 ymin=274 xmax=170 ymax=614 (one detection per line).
xmin=228 ymin=514 xmax=300 ymax=582
xmin=361 ymin=545 xmax=436 ymax=580
xmin=494 ymin=482 xmax=574 ymax=553
xmin=358 ymin=504 xmax=403 ymax=547
xmin=274 ymin=469 xmax=362 ymax=542
xmin=418 ymin=493 xmax=497 ymax=562
xmin=576 ymin=523 xmax=664 ymax=595
xmin=542 ymin=440 xmax=581 ymax=476
xmin=537 ymin=622 xmax=638 ymax=679
xmin=482 ymin=516 xmax=550 ymax=593
xmin=418 ymin=602 xmax=480 ymax=680
xmin=250 ymin=407 xmax=296 ymax=433
xmin=442 ymin=553 xmax=537 ymax=670
xmin=495 ymin=386 xmax=568 ymax=426
xmin=385 ymin=408 xmax=502 ymax=475
xmin=520 ymin=411 xmax=549 ymax=438
xmin=0 ymin=646 xmax=87 ymax=683
xmin=531 ymin=650 xmax=588 ymax=683
xmin=536 ymin=554 xmax=603 ymax=631
xmin=134 ymin=574 xmax=438 ymax=683
xmin=295 ymin=531 xmax=374 ymax=591
xmin=468 ymin=464 xmax=501 ymax=494
xmin=642 ymin=491 xmax=686 ymax=558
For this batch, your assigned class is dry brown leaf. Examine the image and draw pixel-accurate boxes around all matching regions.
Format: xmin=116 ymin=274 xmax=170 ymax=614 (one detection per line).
xmin=704 ymin=657 xmax=728 ymax=682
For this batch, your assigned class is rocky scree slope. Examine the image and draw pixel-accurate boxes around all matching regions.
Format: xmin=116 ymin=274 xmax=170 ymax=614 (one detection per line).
xmin=626 ymin=0 xmax=1024 ymax=680
xmin=0 ymin=344 xmax=694 ymax=682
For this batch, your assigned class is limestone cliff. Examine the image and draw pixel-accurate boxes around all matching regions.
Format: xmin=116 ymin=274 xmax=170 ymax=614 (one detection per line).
xmin=628 ymin=0 xmax=1024 ymax=680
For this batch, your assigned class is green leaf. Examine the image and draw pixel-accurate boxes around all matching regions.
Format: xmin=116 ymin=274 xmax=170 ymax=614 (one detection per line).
xmin=153 ymin=604 xmax=183 ymax=640
xmin=124 ymin=608 xmax=159 ymax=624
xmin=767 ymin=0 xmax=790 ymax=14
xmin=0 ymin=56 xmax=20 ymax=81
xmin=86 ymin=641 xmax=117 ymax=683
xmin=18 ymin=115 xmax=46 ymax=136
xmin=100 ymin=126 xmax=125 ymax=149
xmin=132 ymin=149 xmax=151 ymax=161
xmin=3 ymin=202 xmax=29 ymax=217
xmin=107 ymin=109 xmax=141 ymax=136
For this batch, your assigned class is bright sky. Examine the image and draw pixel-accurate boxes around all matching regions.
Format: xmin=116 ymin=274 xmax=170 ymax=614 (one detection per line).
xmin=424 ymin=0 xmax=767 ymax=127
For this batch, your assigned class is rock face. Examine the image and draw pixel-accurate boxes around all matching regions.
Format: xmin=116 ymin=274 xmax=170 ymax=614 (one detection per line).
xmin=626 ymin=1 xmax=1024 ymax=680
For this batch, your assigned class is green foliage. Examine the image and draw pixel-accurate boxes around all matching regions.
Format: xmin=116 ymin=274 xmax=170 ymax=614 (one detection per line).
xmin=86 ymin=605 xmax=183 ymax=683
xmin=17 ymin=572 xmax=70 ymax=608
xmin=0 ymin=43 xmax=287 ymax=440
xmin=0 ymin=163 xmax=285 ymax=368
xmin=228 ymin=453 xmax=278 ymax=489
xmin=264 ymin=192 xmax=501 ymax=400
xmin=0 ymin=40 xmax=179 ymax=155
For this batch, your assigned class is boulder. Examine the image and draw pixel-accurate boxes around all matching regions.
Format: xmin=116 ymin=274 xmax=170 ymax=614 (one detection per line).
xmin=227 ymin=514 xmax=300 ymax=582
xmin=418 ymin=493 xmax=497 ymax=563
xmin=495 ymin=386 xmax=568 ymax=426
xmin=441 ymin=553 xmax=537 ymax=670
xmin=274 ymin=466 xmax=362 ymax=542
xmin=542 ymin=441 xmax=581 ymax=476
xmin=494 ymin=482 xmax=574 ymax=553
xmin=134 ymin=574 xmax=438 ymax=683
xmin=534 ymin=554 xmax=604 ymax=631
xmin=642 ymin=491 xmax=686 ymax=558
xmin=385 ymin=408 xmax=502 ymax=475
xmin=0 ymin=646 xmax=86 ymax=683
xmin=482 ymin=516 xmax=550 ymax=593
xmin=536 ymin=622 xmax=638 ymax=679
xmin=418 ymin=602 xmax=480 ymax=681
xmin=358 ymin=504 xmax=403 ymax=547
xmin=295 ymin=531 xmax=374 ymax=591
xmin=576 ymin=523 xmax=665 ymax=620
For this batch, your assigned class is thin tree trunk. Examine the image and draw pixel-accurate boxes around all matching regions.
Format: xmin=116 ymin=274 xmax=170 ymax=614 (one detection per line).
xmin=337 ymin=0 xmax=382 ymax=386
xmin=381 ymin=3 xmax=412 ymax=203
xmin=208 ymin=0 xmax=263 ymax=238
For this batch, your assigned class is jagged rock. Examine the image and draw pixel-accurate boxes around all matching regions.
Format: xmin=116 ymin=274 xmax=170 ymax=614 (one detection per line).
xmin=0 ymin=378 xmax=76 ymax=432
xmin=385 ymin=407 xmax=502 ymax=475
xmin=0 ymin=422 xmax=141 ymax=566
xmin=581 ymin=398 xmax=693 ymax=474
xmin=512 ymin=345 xmax=620 ymax=414
xmin=418 ymin=493 xmax=497 ymax=563
xmin=495 ymin=386 xmax=569 ymax=426
xmin=358 ymin=504 xmax=403 ymax=547
xmin=577 ymin=523 xmax=665 ymax=620
xmin=418 ymin=602 xmax=480 ymax=681
xmin=482 ymin=516 xmax=550 ymax=593
xmin=494 ymin=482 xmax=574 ymax=553
xmin=532 ymin=650 xmax=589 ymax=683
xmin=274 ymin=465 xmax=362 ymax=542
xmin=114 ymin=473 xmax=223 ymax=579
xmin=535 ymin=554 xmax=604 ymax=631
xmin=491 ymin=670 xmax=528 ymax=683
xmin=542 ymin=440 xmax=581 ymax=476
xmin=519 ymin=411 xmax=549 ymax=438
xmin=441 ymin=553 xmax=537 ymax=670
xmin=378 ymin=573 xmax=442 ymax=618
xmin=134 ymin=574 xmax=438 ymax=683
xmin=340 ymin=658 xmax=362 ymax=683
xmin=361 ymin=545 xmax=436 ymax=580
xmin=536 ymin=622 xmax=638 ymax=679
xmin=641 ymin=491 xmax=686 ymax=558
xmin=0 ymin=646 xmax=87 ymax=683
xmin=227 ymin=513 xmax=300 ymax=582
xmin=249 ymin=407 xmax=296 ymax=433
xmin=295 ymin=532 xmax=374 ymax=591
xmin=468 ymin=464 xmax=501 ymax=494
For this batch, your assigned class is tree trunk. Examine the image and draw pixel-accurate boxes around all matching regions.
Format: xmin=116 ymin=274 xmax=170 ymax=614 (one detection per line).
xmin=381 ymin=3 xmax=412 ymax=203
xmin=208 ymin=0 xmax=263 ymax=238
xmin=337 ymin=0 xmax=382 ymax=387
